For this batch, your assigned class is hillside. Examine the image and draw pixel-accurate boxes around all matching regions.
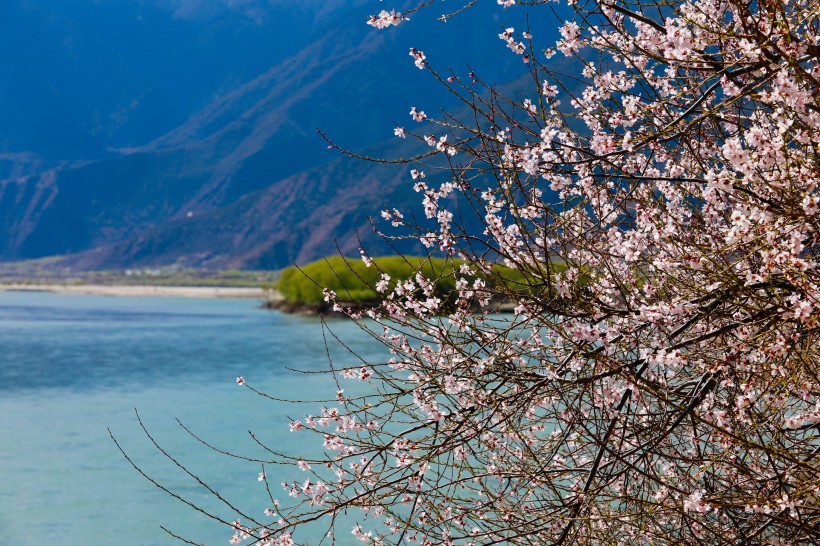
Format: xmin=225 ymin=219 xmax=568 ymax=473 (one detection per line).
xmin=0 ymin=0 xmax=547 ymax=270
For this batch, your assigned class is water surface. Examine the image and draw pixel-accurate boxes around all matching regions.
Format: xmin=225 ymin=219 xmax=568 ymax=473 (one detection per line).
xmin=0 ymin=291 xmax=381 ymax=545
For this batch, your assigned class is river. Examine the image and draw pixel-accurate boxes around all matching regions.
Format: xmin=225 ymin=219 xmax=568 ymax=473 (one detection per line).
xmin=0 ymin=291 xmax=383 ymax=545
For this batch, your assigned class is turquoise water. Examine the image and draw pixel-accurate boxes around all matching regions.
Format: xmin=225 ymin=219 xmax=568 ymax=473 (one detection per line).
xmin=0 ymin=291 xmax=382 ymax=545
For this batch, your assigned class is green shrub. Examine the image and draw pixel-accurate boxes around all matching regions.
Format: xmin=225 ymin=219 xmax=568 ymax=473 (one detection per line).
xmin=276 ymin=255 xmax=567 ymax=309
xmin=276 ymin=256 xmax=461 ymax=307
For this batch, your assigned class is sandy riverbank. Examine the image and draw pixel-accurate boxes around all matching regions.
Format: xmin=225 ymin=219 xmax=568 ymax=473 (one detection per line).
xmin=0 ymin=283 xmax=272 ymax=299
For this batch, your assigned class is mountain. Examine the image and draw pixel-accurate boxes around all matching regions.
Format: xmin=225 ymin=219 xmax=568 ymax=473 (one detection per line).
xmin=0 ymin=0 xmax=545 ymax=270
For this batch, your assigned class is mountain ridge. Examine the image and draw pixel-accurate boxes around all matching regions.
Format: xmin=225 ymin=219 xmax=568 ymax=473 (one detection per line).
xmin=0 ymin=0 xmax=542 ymax=270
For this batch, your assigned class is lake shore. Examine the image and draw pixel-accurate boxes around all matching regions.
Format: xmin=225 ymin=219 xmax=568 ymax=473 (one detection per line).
xmin=0 ymin=283 xmax=270 ymax=299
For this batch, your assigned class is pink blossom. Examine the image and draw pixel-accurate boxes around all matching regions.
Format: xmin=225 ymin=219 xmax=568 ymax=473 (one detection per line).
xmin=409 ymin=106 xmax=427 ymax=122
xmin=409 ymin=48 xmax=426 ymax=70
xmin=367 ymin=10 xmax=406 ymax=29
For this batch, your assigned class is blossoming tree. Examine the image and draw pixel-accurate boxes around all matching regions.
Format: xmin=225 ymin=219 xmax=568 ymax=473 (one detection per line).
xmin=139 ymin=0 xmax=820 ymax=544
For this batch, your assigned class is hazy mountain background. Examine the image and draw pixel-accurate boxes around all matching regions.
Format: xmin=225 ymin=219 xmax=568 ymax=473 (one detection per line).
xmin=0 ymin=0 xmax=554 ymax=270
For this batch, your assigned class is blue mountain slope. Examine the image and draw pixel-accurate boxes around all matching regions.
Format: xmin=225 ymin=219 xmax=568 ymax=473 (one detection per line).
xmin=0 ymin=0 xmax=554 ymax=268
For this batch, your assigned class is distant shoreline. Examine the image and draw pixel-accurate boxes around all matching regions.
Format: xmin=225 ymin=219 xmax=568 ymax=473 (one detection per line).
xmin=0 ymin=283 xmax=270 ymax=299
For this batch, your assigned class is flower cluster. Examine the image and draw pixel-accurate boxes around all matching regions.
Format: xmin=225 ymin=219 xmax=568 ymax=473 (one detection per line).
xmin=167 ymin=1 xmax=820 ymax=544
xmin=366 ymin=10 xmax=406 ymax=29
